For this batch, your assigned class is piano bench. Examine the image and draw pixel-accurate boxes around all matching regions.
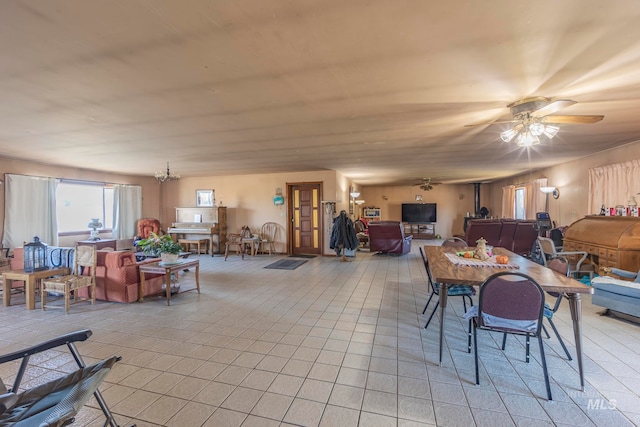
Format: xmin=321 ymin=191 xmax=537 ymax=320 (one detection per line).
xmin=178 ymin=239 xmax=209 ymax=255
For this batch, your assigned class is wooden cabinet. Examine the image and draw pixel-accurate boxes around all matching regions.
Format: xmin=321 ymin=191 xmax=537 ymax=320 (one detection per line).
xmin=403 ymin=223 xmax=435 ymax=239
xmin=563 ymin=216 xmax=640 ymax=275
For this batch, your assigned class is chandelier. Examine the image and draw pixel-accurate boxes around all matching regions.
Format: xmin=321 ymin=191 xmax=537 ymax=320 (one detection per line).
xmin=154 ymin=162 xmax=180 ymax=182
xmin=500 ymin=120 xmax=559 ymax=147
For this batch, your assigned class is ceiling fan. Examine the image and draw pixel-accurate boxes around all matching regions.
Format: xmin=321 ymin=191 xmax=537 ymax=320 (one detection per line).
xmin=467 ymin=97 xmax=604 ymax=146
xmin=413 ymin=178 xmax=440 ymax=191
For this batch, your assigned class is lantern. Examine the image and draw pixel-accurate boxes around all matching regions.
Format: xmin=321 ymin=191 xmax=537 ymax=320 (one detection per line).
xmin=24 ymin=236 xmax=48 ymax=272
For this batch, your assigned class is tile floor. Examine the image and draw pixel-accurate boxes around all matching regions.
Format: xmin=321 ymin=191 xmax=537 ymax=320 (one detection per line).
xmin=1 ymin=242 xmax=640 ymax=426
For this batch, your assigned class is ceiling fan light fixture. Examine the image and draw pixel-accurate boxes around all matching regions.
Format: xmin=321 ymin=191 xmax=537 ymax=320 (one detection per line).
xmin=500 ymin=128 xmax=518 ymax=142
xmin=543 ymin=125 xmax=560 ymax=138
xmin=529 ymin=122 xmax=545 ymax=136
xmin=516 ymin=130 xmax=540 ymax=147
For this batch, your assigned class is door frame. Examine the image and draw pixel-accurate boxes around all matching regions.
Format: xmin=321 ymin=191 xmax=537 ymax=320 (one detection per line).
xmin=286 ymin=182 xmax=323 ymax=255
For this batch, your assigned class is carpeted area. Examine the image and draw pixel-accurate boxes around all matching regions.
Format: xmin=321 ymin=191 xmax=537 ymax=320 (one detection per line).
xmin=288 ymin=254 xmax=317 ymax=259
xmin=264 ymin=259 xmax=308 ymax=270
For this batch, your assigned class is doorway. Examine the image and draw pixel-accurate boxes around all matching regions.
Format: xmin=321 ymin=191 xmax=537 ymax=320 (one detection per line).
xmin=288 ymin=183 xmax=322 ymax=256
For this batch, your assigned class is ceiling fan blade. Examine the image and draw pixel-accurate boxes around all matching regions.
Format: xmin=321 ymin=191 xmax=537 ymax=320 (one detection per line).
xmin=541 ymin=115 xmax=604 ymax=124
xmin=530 ymin=99 xmax=577 ymax=117
xmin=464 ymin=119 xmax=518 ymax=127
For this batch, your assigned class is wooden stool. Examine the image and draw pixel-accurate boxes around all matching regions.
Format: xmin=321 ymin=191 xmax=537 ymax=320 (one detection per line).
xmin=178 ymin=239 xmax=209 ymax=255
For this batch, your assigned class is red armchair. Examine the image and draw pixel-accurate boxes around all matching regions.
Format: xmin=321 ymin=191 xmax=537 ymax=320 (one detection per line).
xmin=368 ymin=221 xmax=413 ymax=255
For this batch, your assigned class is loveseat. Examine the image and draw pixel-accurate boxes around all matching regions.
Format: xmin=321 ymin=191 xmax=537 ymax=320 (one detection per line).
xmin=460 ymin=218 xmax=538 ymax=256
xmin=368 ymin=221 xmax=412 ymax=255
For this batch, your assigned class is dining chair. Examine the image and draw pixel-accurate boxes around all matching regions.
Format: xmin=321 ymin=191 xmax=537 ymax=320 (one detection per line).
xmin=500 ymin=257 xmax=573 ymax=360
xmin=537 ymin=236 xmax=594 ymax=280
xmin=41 ymin=244 xmax=97 ymax=314
xmin=224 ymin=233 xmax=245 ymax=261
xmin=442 ymin=237 xmax=467 ymax=247
xmin=419 ymin=247 xmax=475 ymax=330
xmin=466 ymin=271 xmax=552 ymax=400
xmin=258 ymin=222 xmax=278 ymax=255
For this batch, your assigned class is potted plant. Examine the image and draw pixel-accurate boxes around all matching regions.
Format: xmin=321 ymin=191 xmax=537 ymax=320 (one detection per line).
xmin=135 ymin=232 xmax=182 ymax=263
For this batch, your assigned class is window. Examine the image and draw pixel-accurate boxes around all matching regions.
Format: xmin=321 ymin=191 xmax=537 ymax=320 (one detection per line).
xmin=514 ymin=188 xmax=525 ymax=220
xmin=56 ymin=182 xmax=114 ymax=233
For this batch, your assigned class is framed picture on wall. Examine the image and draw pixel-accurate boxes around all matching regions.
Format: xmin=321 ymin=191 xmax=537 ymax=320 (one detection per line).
xmin=196 ymin=189 xmax=215 ymax=207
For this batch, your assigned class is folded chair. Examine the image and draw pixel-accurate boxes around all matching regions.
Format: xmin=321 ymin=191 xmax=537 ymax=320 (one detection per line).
xmin=419 ymin=247 xmax=475 ymax=330
xmin=466 ymin=271 xmax=552 ymax=400
xmin=0 ymin=329 xmax=131 ymax=426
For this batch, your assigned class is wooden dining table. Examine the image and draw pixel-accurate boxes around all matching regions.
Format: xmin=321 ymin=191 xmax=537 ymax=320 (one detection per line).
xmin=424 ymin=245 xmax=594 ymax=391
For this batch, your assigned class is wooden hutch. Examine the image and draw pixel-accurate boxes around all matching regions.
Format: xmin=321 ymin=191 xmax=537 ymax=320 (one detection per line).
xmin=563 ymin=216 xmax=640 ymax=275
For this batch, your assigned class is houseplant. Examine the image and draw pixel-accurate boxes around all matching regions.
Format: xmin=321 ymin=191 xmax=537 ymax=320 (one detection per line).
xmin=135 ymin=232 xmax=182 ymax=263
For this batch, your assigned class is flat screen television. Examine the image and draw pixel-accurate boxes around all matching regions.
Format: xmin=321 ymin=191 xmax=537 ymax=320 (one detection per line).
xmin=402 ymin=203 xmax=437 ymax=223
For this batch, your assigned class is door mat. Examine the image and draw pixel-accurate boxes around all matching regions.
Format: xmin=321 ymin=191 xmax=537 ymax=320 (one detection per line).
xmin=288 ymin=254 xmax=317 ymax=259
xmin=264 ymin=259 xmax=308 ymax=270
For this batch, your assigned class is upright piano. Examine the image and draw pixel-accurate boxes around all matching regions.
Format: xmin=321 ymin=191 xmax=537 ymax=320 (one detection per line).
xmin=168 ymin=207 xmax=227 ymax=255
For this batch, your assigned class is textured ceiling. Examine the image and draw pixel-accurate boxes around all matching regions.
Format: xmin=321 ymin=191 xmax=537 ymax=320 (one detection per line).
xmin=1 ymin=0 xmax=640 ymax=185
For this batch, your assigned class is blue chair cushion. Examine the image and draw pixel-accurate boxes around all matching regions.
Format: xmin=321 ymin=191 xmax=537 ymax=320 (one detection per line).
xmin=543 ymin=304 xmax=553 ymax=319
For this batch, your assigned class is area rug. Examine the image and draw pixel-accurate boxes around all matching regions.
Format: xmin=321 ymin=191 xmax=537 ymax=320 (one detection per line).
xmin=288 ymin=254 xmax=317 ymax=259
xmin=264 ymin=259 xmax=308 ymax=270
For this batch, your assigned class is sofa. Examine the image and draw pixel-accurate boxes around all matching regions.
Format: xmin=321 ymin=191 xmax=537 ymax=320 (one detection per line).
xmin=368 ymin=221 xmax=412 ymax=255
xmin=460 ymin=218 xmax=538 ymax=256
xmin=592 ymin=276 xmax=640 ymax=319
xmin=11 ymin=247 xmax=164 ymax=303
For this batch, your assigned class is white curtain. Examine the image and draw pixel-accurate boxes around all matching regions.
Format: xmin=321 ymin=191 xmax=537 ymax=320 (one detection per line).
xmin=2 ymin=174 xmax=58 ymax=248
xmin=501 ymin=185 xmax=516 ymax=218
xmin=112 ymin=184 xmax=142 ymax=240
xmin=589 ymin=160 xmax=640 ymax=214
xmin=525 ymin=178 xmax=547 ymax=219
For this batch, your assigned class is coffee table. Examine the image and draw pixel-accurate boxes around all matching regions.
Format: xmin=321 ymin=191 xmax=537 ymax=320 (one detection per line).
xmin=2 ymin=267 xmax=71 ymax=310
xmin=138 ymin=259 xmax=199 ymax=305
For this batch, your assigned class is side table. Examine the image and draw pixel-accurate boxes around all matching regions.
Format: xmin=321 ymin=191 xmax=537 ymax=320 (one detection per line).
xmin=3 ymin=267 xmax=71 ymax=310
xmin=138 ymin=259 xmax=200 ymax=305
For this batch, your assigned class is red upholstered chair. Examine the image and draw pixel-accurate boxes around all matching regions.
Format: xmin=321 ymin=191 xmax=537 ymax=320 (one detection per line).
xmin=368 ymin=221 xmax=412 ymax=255
xmin=137 ymin=218 xmax=162 ymax=239
xmin=464 ymin=219 xmax=502 ymax=247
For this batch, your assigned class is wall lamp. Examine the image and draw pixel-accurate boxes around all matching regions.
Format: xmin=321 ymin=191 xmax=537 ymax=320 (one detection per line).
xmin=540 ymin=186 xmax=559 ymax=213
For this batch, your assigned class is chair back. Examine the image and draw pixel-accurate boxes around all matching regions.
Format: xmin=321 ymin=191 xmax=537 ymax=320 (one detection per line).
xmin=354 ymin=220 xmax=366 ymax=234
xmin=240 ymin=226 xmax=252 ymax=239
xmin=442 ymin=237 xmax=467 ymax=248
xmin=547 ymin=257 xmax=569 ymax=298
xmin=419 ymin=247 xmax=438 ymax=294
xmin=477 ymin=272 xmax=544 ymax=334
xmin=74 ymin=245 xmax=97 ymax=278
xmin=536 ymin=237 xmax=557 ymax=265
xmin=137 ymin=218 xmax=161 ymax=239
xmin=261 ymin=222 xmax=278 ymax=241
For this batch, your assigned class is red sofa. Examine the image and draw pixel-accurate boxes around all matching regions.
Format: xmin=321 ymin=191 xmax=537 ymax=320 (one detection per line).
xmin=461 ymin=219 xmax=538 ymax=256
xmin=368 ymin=221 xmax=413 ymax=255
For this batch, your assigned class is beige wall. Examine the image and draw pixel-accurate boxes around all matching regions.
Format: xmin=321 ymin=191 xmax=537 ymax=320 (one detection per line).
xmin=359 ymin=183 xmax=478 ymax=238
xmin=485 ymin=140 xmax=640 ymax=227
xmin=161 ymin=170 xmax=342 ymax=255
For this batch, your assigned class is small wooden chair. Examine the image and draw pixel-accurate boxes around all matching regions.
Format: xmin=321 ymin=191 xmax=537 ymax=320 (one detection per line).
xmin=41 ymin=245 xmax=97 ymax=314
xmin=224 ymin=234 xmax=245 ymax=261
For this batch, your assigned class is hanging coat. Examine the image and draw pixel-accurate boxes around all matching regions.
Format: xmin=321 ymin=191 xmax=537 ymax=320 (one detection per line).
xmin=330 ymin=211 xmax=359 ymax=255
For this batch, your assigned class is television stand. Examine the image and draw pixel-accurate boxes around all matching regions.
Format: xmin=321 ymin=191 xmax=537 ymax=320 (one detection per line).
xmin=403 ymin=222 xmax=435 ymax=239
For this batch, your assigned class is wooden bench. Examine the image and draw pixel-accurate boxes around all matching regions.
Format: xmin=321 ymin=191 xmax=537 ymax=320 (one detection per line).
xmin=178 ymin=239 xmax=209 ymax=255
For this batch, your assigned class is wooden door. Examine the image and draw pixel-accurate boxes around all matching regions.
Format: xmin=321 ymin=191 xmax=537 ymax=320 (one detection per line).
xmin=289 ymin=183 xmax=322 ymax=255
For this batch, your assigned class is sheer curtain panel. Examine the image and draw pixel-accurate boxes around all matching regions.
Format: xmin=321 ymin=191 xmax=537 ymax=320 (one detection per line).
xmin=589 ymin=160 xmax=640 ymax=214
xmin=525 ymin=178 xmax=548 ymax=219
xmin=501 ymin=185 xmax=516 ymax=218
xmin=112 ymin=184 xmax=142 ymax=240
xmin=2 ymin=174 xmax=58 ymax=249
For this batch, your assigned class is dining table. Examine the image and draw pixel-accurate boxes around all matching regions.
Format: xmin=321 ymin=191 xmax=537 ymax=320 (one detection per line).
xmin=424 ymin=245 xmax=594 ymax=391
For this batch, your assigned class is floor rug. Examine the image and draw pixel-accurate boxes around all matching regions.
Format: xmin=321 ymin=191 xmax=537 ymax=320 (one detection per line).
xmin=264 ymin=259 xmax=308 ymax=270
xmin=288 ymin=254 xmax=317 ymax=259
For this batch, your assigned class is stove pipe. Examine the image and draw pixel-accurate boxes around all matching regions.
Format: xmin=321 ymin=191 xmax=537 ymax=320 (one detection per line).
xmin=473 ymin=183 xmax=481 ymax=216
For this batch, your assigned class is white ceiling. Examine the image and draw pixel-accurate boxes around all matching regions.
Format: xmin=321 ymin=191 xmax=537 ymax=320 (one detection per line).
xmin=2 ymin=0 xmax=640 ymax=185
